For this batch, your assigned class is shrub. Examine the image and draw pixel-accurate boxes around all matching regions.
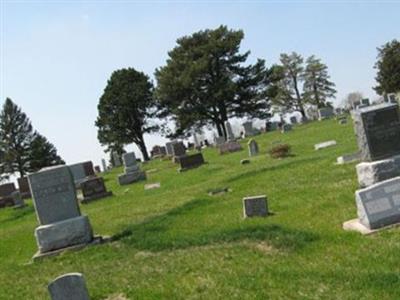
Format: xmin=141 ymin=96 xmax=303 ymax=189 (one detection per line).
xmin=268 ymin=144 xmax=291 ymax=159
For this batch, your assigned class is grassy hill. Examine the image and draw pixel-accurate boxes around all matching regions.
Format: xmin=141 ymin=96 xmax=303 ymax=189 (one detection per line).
xmin=1 ymin=118 xmax=399 ymax=299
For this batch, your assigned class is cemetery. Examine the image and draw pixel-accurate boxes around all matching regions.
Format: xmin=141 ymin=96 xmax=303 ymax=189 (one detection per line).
xmin=2 ymin=117 xmax=400 ymax=298
xmin=2 ymin=3 xmax=400 ymax=299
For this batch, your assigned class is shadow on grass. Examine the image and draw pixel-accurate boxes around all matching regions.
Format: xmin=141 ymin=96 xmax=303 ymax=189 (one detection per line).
xmin=112 ymin=198 xmax=318 ymax=252
xmin=225 ymin=156 xmax=322 ymax=183
xmin=0 ymin=205 xmax=35 ymax=224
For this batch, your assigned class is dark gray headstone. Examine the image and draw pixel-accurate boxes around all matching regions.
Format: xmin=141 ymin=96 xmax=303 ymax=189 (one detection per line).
xmin=179 ymin=153 xmax=204 ymax=171
xmin=28 ymin=166 xmax=80 ymax=225
xmin=80 ymin=177 xmax=112 ymax=203
xmin=48 ymin=273 xmax=90 ymax=300
xmin=353 ymin=103 xmax=400 ymax=161
xmin=172 ymin=142 xmax=186 ymax=157
xmin=356 ymin=177 xmax=400 ymax=229
xmin=318 ymin=107 xmax=334 ymax=120
xmin=243 ymin=195 xmax=268 ymax=218
xmin=219 ymin=141 xmax=242 ymax=155
xmin=224 ymin=121 xmax=235 ymax=141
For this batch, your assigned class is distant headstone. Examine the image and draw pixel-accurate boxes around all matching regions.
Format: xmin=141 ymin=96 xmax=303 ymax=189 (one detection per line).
xmin=48 ymin=273 xmax=90 ymax=300
xmin=0 ymin=182 xmax=16 ymax=208
xmin=337 ymin=152 xmax=361 ymax=165
xmin=193 ymin=134 xmax=200 ymax=147
xmin=151 ymin=145 xmax=166 ymax=158
xmin=281 ymin=124 xmax=292 ymax=133
xmin=243 ymin=195 xmax=268 ymax=218
xmin=290 ymin=116 xmax=297 ymax=124
xmin=28 ymin=165 xmax=94 ymax=254
xmin=214 ymin=136 xmax=226 ymax=146
xmin=224 ymin=121 xmax=235 ymax=141
xmin=112 ymin=152 xmax=122 ymax=167
xmin=69 ymin=161 xmax=95 ymax=187
xmin=17 ymin=177 xmax=31 ymax=199
xmin=12 ymin=191 xmax=25 ymax=208
xmin=353 ymin=103 xmax=400 ymax=162
xmin=80 ymin=177 xmax=112 ymax=204
xmin=314 ymin=140 xmax=337 ymax=150
xmin=144 ymin=182 xmax=161 ymax=190
xmin=219 ymin=141 xmax=242 ymax=155
xmin=248 ymin=139 xmax=259 ymax=157
xmin=118 ymin=152 xmax=146 ymax=185
xmin=242 ymin=121 xmax=259 ymax=137
xmin=178 ymin=153 xmax=205 ymax=172
xmin=171 ymin=142 xmax=186 ymax=163
xmin=165 ymin=142 xmax=175 ymax=156
xmin=318 ymin=107 xmax=334 ymax=120
xmin=101 ymin=159 xmax=107 ymax=172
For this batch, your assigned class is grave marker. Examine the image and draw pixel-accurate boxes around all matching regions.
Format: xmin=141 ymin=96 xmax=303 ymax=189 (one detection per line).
xmin=243 ymin=195 xmax=268 ymax=218
xmin=48 ymin=273 xmax=90 ymax=300
xmin=248 ymin=139 xmax=259 ymax=157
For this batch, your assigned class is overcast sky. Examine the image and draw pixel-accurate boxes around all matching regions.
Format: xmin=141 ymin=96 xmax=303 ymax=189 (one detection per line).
xmin=1 ymin=1 xmax=399 ymax=165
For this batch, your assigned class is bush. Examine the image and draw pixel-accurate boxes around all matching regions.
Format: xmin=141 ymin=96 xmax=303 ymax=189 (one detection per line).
xmin=268 ymin=144 xmax=291 ymax=159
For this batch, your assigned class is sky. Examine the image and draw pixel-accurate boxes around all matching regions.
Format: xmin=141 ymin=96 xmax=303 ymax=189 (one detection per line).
xmin=1 ymin=0 xmax=399 ymax=167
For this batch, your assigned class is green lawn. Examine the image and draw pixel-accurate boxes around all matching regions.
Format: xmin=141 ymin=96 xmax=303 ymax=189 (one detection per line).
xmin=1 ymin=118 xmax=400 ymax=299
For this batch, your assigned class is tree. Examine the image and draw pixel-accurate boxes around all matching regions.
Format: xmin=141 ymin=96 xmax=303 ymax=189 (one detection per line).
xmin=374 ymin=39 xmax=400 ymax=95
xmin=28 ymin=133 xmax=65 ymax=172
xmin=0 ymin=98 xmax=35 ymax=177
xmin=155 ymin=25 xmax=270 ymax=138
xmin=342 ymin=92 xmax=363 ymax=110
xmin=302 ymin=55 xmax=336 ymax=108
xmin=96 ymin=68 xmax=157 ymax=161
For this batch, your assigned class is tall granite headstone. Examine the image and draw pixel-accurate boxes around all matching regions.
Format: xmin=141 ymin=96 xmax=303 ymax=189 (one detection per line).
xmin=101 ymin=159 xmax=107 ymax=172
xmin=18 ymin=177 xmax=32 ymax=199
xmin=28 ymin=165 xmax=94 ymax=256
xmin=248 ymin=139 xmax=259 ymax=157
xmin=224 ymin=121 xmax=235 ymax=141
xmin=178 ymin=153 xmax=205 ymax=172
xmin=118 ymin=152 xmax=146 ymax=185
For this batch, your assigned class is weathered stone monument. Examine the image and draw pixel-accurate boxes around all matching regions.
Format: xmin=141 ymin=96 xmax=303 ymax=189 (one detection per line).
xmin=17 ymin=177 xmax=32 ymax=199
xmin=242 ymin=121 xmax=259 ymax=137
xmin=281 ymin=124 xmax=292 ymax=133
xmin=80 ymin=177 xmax=113 ymax=204
xmin=151 ymin=145 xmax=167 ymax=158
xmin=248 ymin=139 xmax=259 ymax=157
xmin=243 ymin=195 xmax=268 ymax=218
xmin=101 ymin=159 xmax=107 ymax=172
xmin=48 ymin=273 xmax=90 ymax=300
xmin=69 ymin=161 xmax=96 ymax=187
xmin=165 ymin=141 xmax=175 ymax=156
xmin=118 ymin=152 xmax=146 ymax=185
xmin=344 ymin=103 xmax=400 ymax=233
xmin=318 ymin=107 xmax=334 ymax=120
xmin=0 ymin=182 xmax=17 ymax=208
xmin=112 ymin=152 xmax=122 ymax=167
xmin=171 ymin=142 xmax=187 ymax=163
xmin=28 ymin=165 xmax=96 ymax=258
xmin=224 ymin=121 xmax=235 ymax=141
xmin=178 ymin=153 xmax=205 ymax=172
xmin=314 ymin=140 xmax=337 ymax=150
xmin=219 ymin=141 xmax=242 ymax=155
xmin=12 ymin=191 xmax=25 ymax=208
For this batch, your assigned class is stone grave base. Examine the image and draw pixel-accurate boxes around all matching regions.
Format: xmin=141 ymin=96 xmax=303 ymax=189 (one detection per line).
xmin=356 ymin=155 xmax=400 ymax=187
xmin=32 ymin=235 xmax=111 ymax=261
xmin=118 ymin=171 xmax=146 ymax=185
xmin=35 ymin=215 xmax=93 ymax=253
xmin=81 ymin=191 xmax=113 ymax=204
xmin=342 ymin=218 xmax=400 ymax=235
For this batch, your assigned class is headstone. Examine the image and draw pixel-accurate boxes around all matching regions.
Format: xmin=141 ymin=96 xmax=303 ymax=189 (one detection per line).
xmin=69 ymin=161 xmax=95 ymax=188
xmin=80 ymin=177 xmax=112 ymax=204
xmin=243 ymin=195 xmax=268 ymax=218
xmin=165 ymin=142 xmax=174 ymax=156
xmin=94 ymin=166 xmax=101 ymax=173
xmin=387 ymin=93 xmax=398 ymax=103
xmin=361 ymin=98 xmax=370 ymax=106
xmin=318 ymin=107 xmax=334 ymax=120
xmin=48 ymin=273 xmax=90 ymax=300
xmin=355 ymin=177 xmax=400 ymax=230
xmin=290 ymin=116 xmax=297 ymax=124
xmin=337 ymin=152 xmax=361 ymax=165
xmin=281 ymin=124 xmax=292 ymax=133
xmin=112 ymin=152 xmax=122 ymax=167
xmin=219 ymin=141 xmax=242 ymax=155
xmin=352 ymin=103 xmax=400 ymax=162
xmin=151 ymin=145 xmax=167 ymax=158
xmin=144 ymin=182 xmax=161 ymax=190
xmin=0 ymin=182 xmax=16 ymax=208
xmin=242 ymin=121 xmax=259 ymax=137
xmin=171 ymin=142 xmax=186 ymax=163
xmin=247 ymin=139 xmax=259 ymax=157
xmin=314 ymin=140 xmax=337 ymax=150
xmin=178 ymin=153 xmax=205 ymax=172
xmin=224 ymin=121 xmax=235 ymax=141
xmin=193 ymin=134 xmax=200 ymax=148
xmin=28 ymin=165 xmax=94 ymax=255
xmin=18 ymin=177 xmax=32 ymax=199
xmin=101 ymin=159 xmax=107 ymax=172
xmin=214 ymin=136 xmax=226 ymax=146
xmin=118 ymin=152 xmax=146 ymax=186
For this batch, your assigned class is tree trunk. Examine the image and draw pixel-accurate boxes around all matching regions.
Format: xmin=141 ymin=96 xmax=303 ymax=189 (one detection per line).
xmin=136 ymin=136 xmax=149 ymax=161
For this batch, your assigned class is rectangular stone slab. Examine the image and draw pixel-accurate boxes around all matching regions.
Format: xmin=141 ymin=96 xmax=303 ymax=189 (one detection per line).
xmin=179 ymin=153 xmax=205 ymax=171
xmin=219 ymin=141 xmax=242 ymax=155
xmin=243 ymin=195 xmax=268 ymax=218
xmin=356 ymin=154 xmax=400 ymax=187
xmin=356 ymin=176 xmax=400 ymax=230
xmin=314 ymin=140 xmax=337 ymax=150
xmin=28 ymin=165 xmax=81 ymax=225
xmin=353 ymin=103 xmax=400 ymax=161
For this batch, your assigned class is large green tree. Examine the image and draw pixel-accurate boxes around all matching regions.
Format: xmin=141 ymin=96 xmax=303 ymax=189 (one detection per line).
xmin=374 ymin=39 xmax=400 ymax=95
xmin=155 ymin=25 xmax=270 ymax=138
xmin=28 ymin=133 xmax=65 ymax=172
xmin=96 ymin=68 xmax=157 ymax=161
xmin=0 ymin=98 xmax=35 ymax=177
xmin=302 ymin=55 xmax=336 ymax=108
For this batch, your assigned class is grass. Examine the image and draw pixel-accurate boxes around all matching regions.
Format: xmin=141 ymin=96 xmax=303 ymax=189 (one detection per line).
xmin=1 ymin=118 xmax=400 ymax=299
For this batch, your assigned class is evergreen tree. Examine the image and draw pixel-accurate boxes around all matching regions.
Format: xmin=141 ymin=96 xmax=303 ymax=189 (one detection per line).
xmin=302 ymin=55 xmax=336 ymax=108
xmin=374 ymin=39 xmax=400 ymax=95
xmin=28 ymin=133 xmax=65 ymax=172
xmin=155 ymin=25 xmax=270 ymax=138
xmin=0 ymin=98 xmax=35 ymax=177
xmin=96 ymin=68 xmax=157 ymax=161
